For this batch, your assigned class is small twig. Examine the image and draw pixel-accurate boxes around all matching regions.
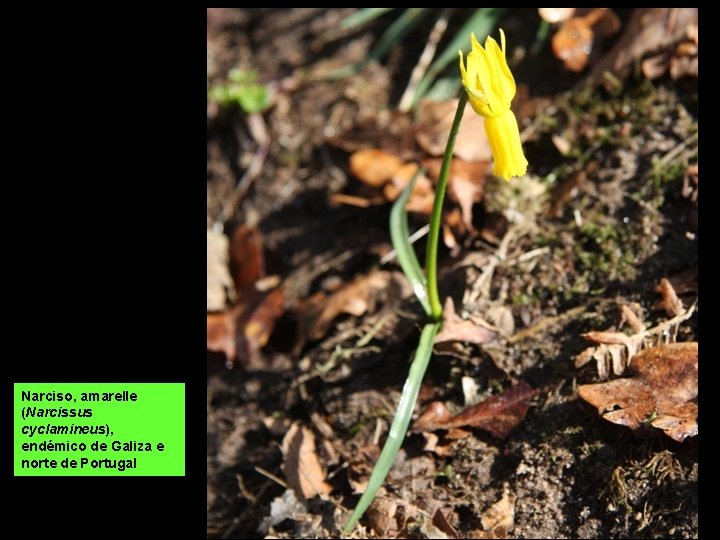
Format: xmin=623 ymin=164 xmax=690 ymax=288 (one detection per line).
xmin=217 ymin=112 xmax=270 ymax=225
xmin=463 ymin=227 xmax=515 ymax=306
xmin=380 ymin=224 xmax=429 ymax=264
xmin=635 ymin=300 xmax=696 ymax=343
xmin=254 ymin=466 xmax=288 ymax=489
xmin=398 ymin=8 xmax=453 ymax=112
xmin=655 ymin=132 xmax=698 ymax=168
xmin=503 ymin=246 xmax=550 ymax=266
xmin=356 ymin=310 xmax=396 ymax=347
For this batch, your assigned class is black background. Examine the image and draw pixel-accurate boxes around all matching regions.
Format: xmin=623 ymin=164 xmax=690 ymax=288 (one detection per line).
xmin=4 ymin=8 xmax=207 ymax=538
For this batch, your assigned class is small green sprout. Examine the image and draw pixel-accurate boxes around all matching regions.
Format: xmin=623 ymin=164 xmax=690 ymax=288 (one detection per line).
xmin=208 ymin=68 xmax=270 ymax=114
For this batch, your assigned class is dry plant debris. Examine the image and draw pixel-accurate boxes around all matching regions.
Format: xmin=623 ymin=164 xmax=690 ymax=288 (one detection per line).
xmin=281 ymin=422 xmax=333 ymax=501
xmin=207 ymin=229 xmax=234 ymax=311
xmin=206 ymin=225 xmax=286 ymax=367
xmin=551 ymin=8 xmax=620 ymax=72
xmin=296 ymin=269 xmax=392 ymax=343
xmin=414 ymin=381 xmax=537 ymax=440
xmin=587 ymin=8 xmax=698 ymax=89
xmin=575 ymin=279 xmax=696 ymax=379
xmin=578 ymin=342 xmax=697 ymax=442
xmin=331 ymin=98 xmax=493 ymax=248
xmin=434 ymin=297 xmax=498 ymax=346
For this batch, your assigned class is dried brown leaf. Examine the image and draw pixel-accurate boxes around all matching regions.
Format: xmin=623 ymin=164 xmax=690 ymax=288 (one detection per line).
xmin=480 ymin=489 xmax=516 ymax=538
xmin=281 ymin=423 xmax=332 ymax=501
xmin=435 ymin=297 xmax=499 ymax=346
xmin=241 ymin=287 xmax=285 ymax=355
xmin=207 ymin=229 xmax=234 ymax=311
xmin=448 ymin=381 xmax=538 ymax=439
xmin=349 ymin=148 xmax=405 ymax=187
xmin=414 ymin=381 xmax=537 ymax=440
xmin=415 ymin=99 xmax=491 ymax=162
xmin=588 ymin=8 xmax=698 ymax=90
xmin=552 ymin=16 xmax=595 ymax=72
xmin=364 ymin=497 xmax=401 ymax=537
xmin=207 ymin=308 xmax=240 ymax=361
xmin=551 ymin=134 xmax=572 ymax=156
xmin=229 ymin=225 xmax=265 ymax=296
xmin=578 ymin=342 xmax=698 ymax=442
xmin=383 ymin=163 xmax=435 ymax=214
xmin=423 ymin=157 xmax=489 ymax=230
xmin=206 ymin=288 xmax=285 ymax=367
xmin=298 ymin=269 xmax=392 ymax=341
xmin=414 ymin=401 xmax=453 ymax=431
xmin=432 ymin=509 xmax=459 ymax=539
xmin=552 ymin=9 xmax=619 ymax=72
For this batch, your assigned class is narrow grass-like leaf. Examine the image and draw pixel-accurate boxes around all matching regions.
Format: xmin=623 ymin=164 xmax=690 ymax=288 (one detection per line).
xmin=411 ymin=8 xmax=505 ymax=106
xmin=331 ymin=8 xmax=431 ymax=79
xmin=341 ymin=8 xmax=394 ymax=30
xmin=389 ymin=170 xmax=431 ymax=316
xmin=342 ymin=321 xmax=441 ymax=534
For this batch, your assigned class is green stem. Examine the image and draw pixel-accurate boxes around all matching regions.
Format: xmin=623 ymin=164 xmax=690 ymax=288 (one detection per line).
xmin=425 ymin=91 xmax=468 ymax=320
xmin=342 ymin=321 xmax=442 ymax=534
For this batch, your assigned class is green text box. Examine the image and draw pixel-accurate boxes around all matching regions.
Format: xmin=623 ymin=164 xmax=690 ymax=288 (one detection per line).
xmin=14 ymin=383 xmax=185 ymax=476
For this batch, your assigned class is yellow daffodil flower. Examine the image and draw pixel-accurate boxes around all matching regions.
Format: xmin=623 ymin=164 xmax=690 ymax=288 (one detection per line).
xmin=459 ymin=29 xmax=528 ymax=180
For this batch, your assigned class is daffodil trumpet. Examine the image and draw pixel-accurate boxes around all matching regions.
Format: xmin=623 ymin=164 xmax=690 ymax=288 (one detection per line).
xmin=459 ymin=29 xmax=528 ymax=180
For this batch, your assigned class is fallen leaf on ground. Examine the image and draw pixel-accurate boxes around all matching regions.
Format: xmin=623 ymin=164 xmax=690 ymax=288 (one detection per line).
xmin=349 ymin=148 xmax=404 ymax=187
xmin=207 ymin=229 xmax=234 ymax=311
xmin=432 ymin=508 xmax=459 ymax=539
xmin=587 ymin=8 xmax=698 ymax=90
xmin=207 ymin=307 xmax=241 ymax=361
xmin=364 ymin=497 xmax=414 ymax=538
xmin=576 ymin=299 xmax=696 ymax=380
xmin=206 ymin=288 xmax=285 ymax=367
xmin=435 ymin=297 xmax=498 ymax=346
xmin=383 ymin=163 xmax=436 ymax=214
xmin=642 ymin=24 xmax=698 ymax=81
xmin=281 ymin=423 xmax=332 ymax=501
xmin=239 ymin=287 xmax=285 ymax=360
xmin=297 ymin=269 xmax=392 ymax=342
xmin=578 ymin=342 xmax=698 ymax=442
xmin=480 ymin=489 xmax=516 ymax=538
xmin=229 ymin=224 xmax=265 ymax=296
xmin=551 ymin=9 xmax=620 ymax=72
xmin=414 ymin=381 xmax=537 ymax=440
xmin=423 ymin=157 xmax=489 ymax=229
xmin=415 ymin=99 xmax=491 ymax=162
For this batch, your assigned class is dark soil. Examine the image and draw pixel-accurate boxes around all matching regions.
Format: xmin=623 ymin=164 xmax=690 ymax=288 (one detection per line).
xmin=207 ymin=8 xmax=698 ymax=539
